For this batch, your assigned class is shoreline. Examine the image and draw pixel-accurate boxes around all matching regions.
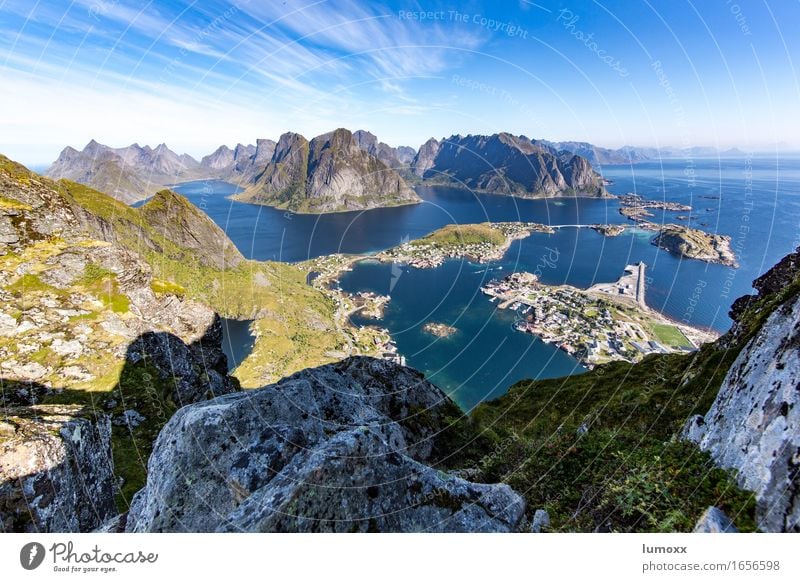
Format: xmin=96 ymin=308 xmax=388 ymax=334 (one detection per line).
xmin=421 ymin=181 xmax=616 ymax=200
xmin=226 ymin=192 xmax=422 ymax=215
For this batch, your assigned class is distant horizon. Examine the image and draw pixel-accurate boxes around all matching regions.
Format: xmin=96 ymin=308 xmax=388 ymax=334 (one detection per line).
xmin=13 ymin=132 xmax=800 ymax=169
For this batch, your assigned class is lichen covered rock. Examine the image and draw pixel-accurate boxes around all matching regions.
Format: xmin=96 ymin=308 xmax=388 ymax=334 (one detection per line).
xmin=126 ymin=357 xmax=525 ymax=532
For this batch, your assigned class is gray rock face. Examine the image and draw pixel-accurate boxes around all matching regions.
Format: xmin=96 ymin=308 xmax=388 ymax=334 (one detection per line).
xmin=352 ymin=130 xmax=413 ymax=169
xmin=411 ymin=137 xmax=441 ymax=177
xmin=199 ymin=141 xmax=273 ymax=182
xmin=126 ymin=357 xmax=525 ymax=532
xmin=531 ymin=508 xmax=550 ymax=532
xmin=693 ymin=507 xmax=738 ymax=533
xmin=239 ymin=129 xmax=419 ymax=213
xmin=396 ymin=146 xmax=416 ymax=165
xmin=0 ymin=407 xmax=116 ymax=532
xmin=253 ymin=139 xmax=276 ymax=164
xmin=199 ymin=145 xmax=235 ymax=171
xmin=684 ymin=293 xmax=800 ymax=532
xmin=412 ymin=133 xmax=607 ymax=197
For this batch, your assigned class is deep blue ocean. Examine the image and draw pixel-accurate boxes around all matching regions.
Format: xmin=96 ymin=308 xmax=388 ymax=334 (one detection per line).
xmin=170 ymin=157 xmax=800 ymax=409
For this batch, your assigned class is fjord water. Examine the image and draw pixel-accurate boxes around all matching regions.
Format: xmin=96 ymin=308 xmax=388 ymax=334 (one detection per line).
xmin=220 ymin=318 xmax=255 ymax=371
xmin=172 ymin=157 xmax=800 ymax=409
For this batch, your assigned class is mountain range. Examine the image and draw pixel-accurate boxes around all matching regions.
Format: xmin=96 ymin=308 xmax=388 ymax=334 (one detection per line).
xmin=46 ymin=140 xmax=204 ymax=204
xmin=46 ymin=131 xmax=753 ymax=211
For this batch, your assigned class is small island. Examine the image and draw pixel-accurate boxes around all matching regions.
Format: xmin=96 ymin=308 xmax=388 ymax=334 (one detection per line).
xmin=481 ymin=263 xmax=718 ymax=368
xmin=422 ymin=322 xmax=457 ymax=338
xmin=590 ymin=224 xmax=626 ymax=237
xmin=652 ymin=225 xmax=738 ymax=267
xmin=618 ymin=193 xmax=692 ymax=216
xmin=615 ymin=194 xmax=736 ymax=267
xmin=378 ymin=222 xmax=554 ymax=268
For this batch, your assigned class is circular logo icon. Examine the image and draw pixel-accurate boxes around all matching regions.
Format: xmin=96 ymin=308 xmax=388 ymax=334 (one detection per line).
xmin=20 ymin=542 xmax=46 ymax=570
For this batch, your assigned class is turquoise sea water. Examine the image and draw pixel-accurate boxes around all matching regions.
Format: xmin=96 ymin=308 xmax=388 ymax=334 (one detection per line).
xmin=171 ymin=157 xmax=800 ymax=409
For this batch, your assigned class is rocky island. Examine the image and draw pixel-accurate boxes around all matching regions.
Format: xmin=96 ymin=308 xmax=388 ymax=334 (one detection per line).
xmin=422 ymin=322 xmax=457 ymax=338
xmin=652 ymin=225 xmax=738 ymax=267
xmin=590 ymin=224 xmax=626 ymax=236
xmin=617 ymin=193 xmax=692 ymax=217
xmin=615 ymin=193 xmax=736 ymax=266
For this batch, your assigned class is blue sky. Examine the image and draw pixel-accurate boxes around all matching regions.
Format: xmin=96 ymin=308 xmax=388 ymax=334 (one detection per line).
xmin=1 ymin=0 xmax=799 ymax=164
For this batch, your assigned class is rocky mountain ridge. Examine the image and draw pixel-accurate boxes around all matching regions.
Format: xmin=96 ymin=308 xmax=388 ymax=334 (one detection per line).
xmin=410 ymin=133 xmax=608 ymax=198
xmin=352 ymin=129 xmax=415 ymax=169
xmin=0 ymin=155 xmax=240 ymax=530
xmin=46 ymin=140 xmax=204 ymax=204
xmin=234 ymin=128 xmax=420 ymax=213
xmin=684 ymin=247 xmax=800 ymax=531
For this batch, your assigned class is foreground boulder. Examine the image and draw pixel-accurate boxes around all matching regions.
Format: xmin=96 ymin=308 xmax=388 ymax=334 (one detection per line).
xmin=126 ymin=357 xmax=525 ymax=532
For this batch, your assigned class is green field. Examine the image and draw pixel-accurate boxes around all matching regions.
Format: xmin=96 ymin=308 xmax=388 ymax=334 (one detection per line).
xmin=415 ymin=223 xmax=506 ymax=247
xmin=651 ymin=323 xmax=693 ymax=348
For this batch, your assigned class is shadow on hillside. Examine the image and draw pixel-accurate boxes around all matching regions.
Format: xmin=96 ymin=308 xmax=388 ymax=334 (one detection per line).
xmin=0 ymin=320 xmax=239 ymax=533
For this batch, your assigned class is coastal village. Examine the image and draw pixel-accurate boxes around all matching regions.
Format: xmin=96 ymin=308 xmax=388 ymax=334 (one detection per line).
xmin=377 ymin=222 xmax=554 ymax=268
xmin=481 ymin=263 xmax=718 ymax=368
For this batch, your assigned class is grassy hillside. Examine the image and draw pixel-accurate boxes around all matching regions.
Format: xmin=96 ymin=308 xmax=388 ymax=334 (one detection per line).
xmin=56 ymin=178 xmax=371 ymax=385
xmin=414 ymin=223 xmax=507 ymax=248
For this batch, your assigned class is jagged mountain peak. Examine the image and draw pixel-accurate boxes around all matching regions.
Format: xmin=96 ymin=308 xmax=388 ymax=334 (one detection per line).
xmin=235 ymin=128 xmax=419 ymax=213
xmin=411 ymin=131 xmax=607 ymax=198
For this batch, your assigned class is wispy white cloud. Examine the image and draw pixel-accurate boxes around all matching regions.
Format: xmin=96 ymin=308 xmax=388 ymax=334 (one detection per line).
xmin=0 ymin=0 xmax=491 ymax=162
